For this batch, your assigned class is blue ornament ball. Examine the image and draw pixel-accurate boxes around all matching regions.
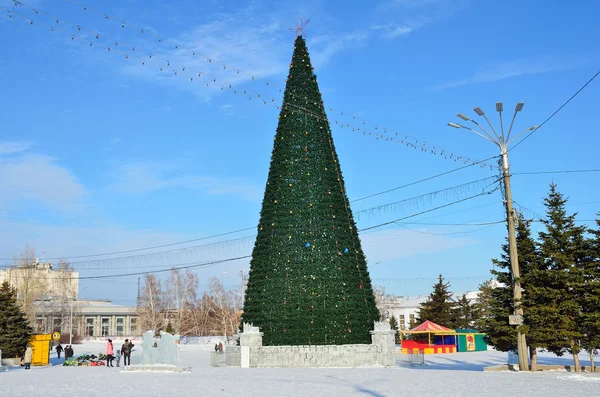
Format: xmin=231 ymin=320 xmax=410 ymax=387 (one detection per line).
xmin=343 ymin=248 xmax=349 ymax=253
xmin=305 ymin=242 xmax=311 ymax=248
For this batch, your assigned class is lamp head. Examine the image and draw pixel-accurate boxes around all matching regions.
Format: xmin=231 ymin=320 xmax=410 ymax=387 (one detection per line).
xmin=473 ymin=107 xmax=484 ymax=116
xmin=447 ymin=122 xmax=461 ymax=129
xmin=496 ymin=102 xmax=503 ymax=112
xmin=515 ymin=102 xmax=524 ymax=112
xmin=457 ymin=113 xmax=469 ymax=121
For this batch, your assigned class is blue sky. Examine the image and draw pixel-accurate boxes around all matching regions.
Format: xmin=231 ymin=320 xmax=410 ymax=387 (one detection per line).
xmin=1 ymin=0 xmax=599 ymax=305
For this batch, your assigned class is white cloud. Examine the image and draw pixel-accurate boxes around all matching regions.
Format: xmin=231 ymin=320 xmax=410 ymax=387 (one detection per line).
xmin=0 ymin=148 xmax=86 ymax=212
xmin=110 ymin=161 xmax=262 ymax=201
xmin=429 ymin=56 xmax=584 ymax=91
xmin=220 ymin=104 xmax=235 ymax=116
xmin=372 ymin=0 xmax=459 ymax=40
xmin=307 ymin=31 xmax=371 ymax=68
xmin=0 ymin=141 xmax=33 ymax=155
xmin=371 ymin=23 xmax=420 ymax=39
xmin=119 ymin=13 xmax=289 ymax=99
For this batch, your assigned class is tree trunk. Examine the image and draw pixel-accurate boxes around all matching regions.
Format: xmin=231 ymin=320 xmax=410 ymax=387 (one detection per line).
xmin=529 ymin=346 xmax=538 ymax=371
xmin=589 ymin=352 xmax=595 ymax=373
xmin=573 ymin=352 xmax=581 ymax=372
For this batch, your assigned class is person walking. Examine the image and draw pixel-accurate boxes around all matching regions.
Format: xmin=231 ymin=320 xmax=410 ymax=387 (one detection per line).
xmin=65 ymin=345 xmax=74 ymax=360
xmin=106 ymin=339 xmax=114 ymax=367
xmin=121 ymin=339 xmax=134 ymax=366
xmin=55 ymin=343 xmax=63 ymax=359
xmin=24 ymin=344 xmax=33 ymax=370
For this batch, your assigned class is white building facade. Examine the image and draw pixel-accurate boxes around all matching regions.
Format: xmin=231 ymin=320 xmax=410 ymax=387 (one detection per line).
xmin=378 ymin=290 xmax=481 ymax=330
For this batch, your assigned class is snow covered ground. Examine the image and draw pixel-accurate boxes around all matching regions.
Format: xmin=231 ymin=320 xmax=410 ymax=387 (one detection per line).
xmin=2 ymin=339 xmax=599 ymax=396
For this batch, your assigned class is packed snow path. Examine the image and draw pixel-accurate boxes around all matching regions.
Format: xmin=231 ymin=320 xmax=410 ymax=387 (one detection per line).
xmin=2 ymin=340 xmax=599 ymax=396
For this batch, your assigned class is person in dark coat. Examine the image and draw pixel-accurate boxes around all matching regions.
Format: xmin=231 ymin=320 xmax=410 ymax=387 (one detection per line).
xmin=55 ymin=343 xmax=63 ymax=359
xmin=121 ymin=339 xmax=134 ymax=366
xmin=65 ymin=345 xmax=74 ymax=360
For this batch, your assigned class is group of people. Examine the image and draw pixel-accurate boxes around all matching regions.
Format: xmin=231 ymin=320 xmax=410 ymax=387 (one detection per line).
xmin=54 ymin=343 xmax=74 ymax=360
xmin=105 ymin=338 xmax=134 ymax=367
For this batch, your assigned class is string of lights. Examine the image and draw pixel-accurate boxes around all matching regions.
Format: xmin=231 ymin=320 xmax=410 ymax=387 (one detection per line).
xmin=0 ymin=181 xmax=502 ymax=271
xmin=5 ymin=1 xmax=494 ymax=168
xmin=59 ymin=0 xmax=492 ymax=153
xmin=30 ymin=255 xmax=252 ymax=281
xmin=355 ymin=176 xmax=498 ymax=221
xmin=0 ymin=150 xmax=498 ymax=262
xmin=359 ymin=186 xmax=501 ymax=233
xmin=22 ymin=178 xmax=498 ymax=269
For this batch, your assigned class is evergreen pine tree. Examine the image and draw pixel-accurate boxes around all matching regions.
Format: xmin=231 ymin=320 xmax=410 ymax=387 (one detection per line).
xmin=0 ymin=281 xmax=33 ymax=358
xmin=579 ymin=215 xmax=600 ymax=371
xmin=474 ymin=280 xmax=494 ymax=331
xmin=388 ymin=315 xmax=400 ymax=344
xmin=416 ymin=275 xmax=457 ymax=327
xmin=240 ymin=35 xmax=379 ymax=346
xmin=454 ymin=294 xmax=473 ymax=329
xmin=479 ymin=214 xmax=542 ymax=367
xmin=530 ymin=184 xmax=586 ymax=371
xmin=165 ymin=322 xmax=175 ymax=334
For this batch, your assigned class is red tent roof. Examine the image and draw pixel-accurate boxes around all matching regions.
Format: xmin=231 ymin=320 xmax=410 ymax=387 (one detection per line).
xmin=409 ymin=320 xmax=454 ymax=333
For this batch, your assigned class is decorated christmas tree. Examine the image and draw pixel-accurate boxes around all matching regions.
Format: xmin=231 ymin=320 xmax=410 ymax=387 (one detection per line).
xmin=240 ymin=33 xmax=379 ymax=346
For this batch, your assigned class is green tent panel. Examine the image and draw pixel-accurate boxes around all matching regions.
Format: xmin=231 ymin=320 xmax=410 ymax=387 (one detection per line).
xmin=456 ymin=332 xmax=487 ymax=352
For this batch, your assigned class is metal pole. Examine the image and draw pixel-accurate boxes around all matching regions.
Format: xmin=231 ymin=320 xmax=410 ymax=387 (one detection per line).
xmin=501 ymin=148 xmax=528 ymax=371
xmin=69 ymin=299 xmax=73 ymax=345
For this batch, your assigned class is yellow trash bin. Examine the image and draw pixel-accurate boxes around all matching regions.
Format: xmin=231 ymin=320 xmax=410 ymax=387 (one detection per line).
xmin=30 ymin=334 xmax=52 ymax=366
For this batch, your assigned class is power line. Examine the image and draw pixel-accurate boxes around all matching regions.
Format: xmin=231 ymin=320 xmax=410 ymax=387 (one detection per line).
xmin=511 ymin=68 xmax=600 ymax=151
xmin=352 ymin=155 xmax=498 ymax=202
xmin=513 ymin=168 xmax=600 ymax=175
xmin=20 ymin=255 xmax=252 ymax=281
xmin=26 ymin=177 xmax=492 ymax=267
xmin=400 ymin=221 xmax=504 ymax=226
xmin=0 ymin=157 xmax=498 ymax=262
xmin=398 ymin=222 xmax=501 ymax=237
xmin=0 ymin=186 xmax=501 ymax=271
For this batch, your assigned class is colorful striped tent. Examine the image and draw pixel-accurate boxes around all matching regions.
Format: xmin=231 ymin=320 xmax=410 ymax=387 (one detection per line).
xmin=409 ymin=320 xmax=454 ymax=333
xmin=401 ymin=320 xmax=457 ymax=354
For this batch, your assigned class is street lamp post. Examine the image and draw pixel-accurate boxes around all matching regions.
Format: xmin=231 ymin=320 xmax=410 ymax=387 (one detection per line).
xmin=69 ymin=298 xmax=73 ymax=345
xmin=448 ymin=102 xmax=537 ymax=372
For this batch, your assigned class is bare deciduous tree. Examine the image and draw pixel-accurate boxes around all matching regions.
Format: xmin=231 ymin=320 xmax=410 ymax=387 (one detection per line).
xmin=138 ymin=274 xmax=164 ymax=332
xmin=208 ymin=278 xmax=240 ymax=337
xmin=166 ymin=268 xmax=198 ymax=334
xmin=9 ymin=245 xmax=47 ymax=325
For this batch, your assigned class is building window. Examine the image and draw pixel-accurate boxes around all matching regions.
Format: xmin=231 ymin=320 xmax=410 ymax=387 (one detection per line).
xmin=399 ymin=315 xmax=406 ymax=330
xmin=36 ymin=317 xmax=46 ymax=333
xmin=101 ymin=317 xmax=110 ymax=337
xmin=116 ymin=317 xmax=124 ymax=336
xmin=130 ymin=317 xmax=137 ymax=336
xmin=86 ymin=317 xmax=95 ymax=337
xmin=409 ymin=314 xmax=416 ymax=328
xmin=53 ymin=317 xmax=62 ymax=332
